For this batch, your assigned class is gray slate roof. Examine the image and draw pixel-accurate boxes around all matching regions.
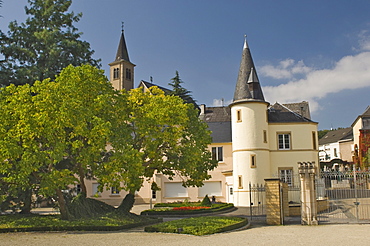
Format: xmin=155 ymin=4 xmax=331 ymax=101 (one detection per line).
xmin=283 ymin=101 xmax=311 ymax=120
xmin=233 ymin=38 xmax=265 ymax=102
xmin=115 ymin=31 xmax=130 ymax=62
xmin=268 ymin=102 xmax=314 ymax=123
xmin=201 ymin=106 xmax=231 ymax=143
xmin=319 ymin=127 xmax=353 ymax=145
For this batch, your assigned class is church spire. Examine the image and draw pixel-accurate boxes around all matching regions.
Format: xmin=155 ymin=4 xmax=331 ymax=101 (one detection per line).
xmin=233 ymin=35 xmax=265 ymax=102
xmin=115 ymin=23 xmax=130 ymax=62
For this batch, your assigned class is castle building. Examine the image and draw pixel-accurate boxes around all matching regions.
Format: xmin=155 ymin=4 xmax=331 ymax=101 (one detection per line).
xmin=86 ymin=31 xmax=319 ymax=206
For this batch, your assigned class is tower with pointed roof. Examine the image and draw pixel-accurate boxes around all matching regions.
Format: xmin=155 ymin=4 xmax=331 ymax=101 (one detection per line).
xmin=230 ymin=37 xmax=271 ymax=206
xmin=109 ymin=28 xmax=136 ymax=91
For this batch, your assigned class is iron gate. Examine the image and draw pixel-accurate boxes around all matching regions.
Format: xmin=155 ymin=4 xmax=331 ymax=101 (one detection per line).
xmin=316 ymin=170 xmax=370 ymax=223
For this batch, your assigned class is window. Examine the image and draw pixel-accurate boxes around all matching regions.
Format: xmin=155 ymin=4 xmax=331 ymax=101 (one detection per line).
xmin=164 ymin=183 xmax=188 ymax=197
xmin=92 ymin=183 xmax=101 ymax=196
xmin=152 ymin=190 xmax=156 ymax=199
xmin=198 ymin=182 xmax=222 ymax=197
xmin=238 ymin=175 xmax=243 ymax=189
xmin=312 ymin=132 xmax=317 ymax=150
xmin=263 ymin=130 xmax=267 ymax=143
xmin=111 ymin=187 xmax=120 ymax=195
xmin=279 ymin=169 xmax=293 ymax=186
xmin=236 ymin=109 xmax=242 ymax=122
xmin=212 ymin=147 xmax=223 ymax=162
xmin=278 ymin=133 xmax=291 ymax=150
xmin=251 ymin=154 xmax=256 ymax=168
xmin=229 ymin=187 xmax=233 ymax=196
xmin=126 ymin=68 xmax=132 ymax=80
xmin=334 ymin=148 xmax=338 ymax=157
xmin=113 ymin=68 xmax=119 ymax=79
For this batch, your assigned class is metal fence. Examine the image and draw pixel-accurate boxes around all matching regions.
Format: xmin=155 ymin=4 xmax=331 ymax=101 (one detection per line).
xmin=316 ymin=170 xmax=370 ymax=223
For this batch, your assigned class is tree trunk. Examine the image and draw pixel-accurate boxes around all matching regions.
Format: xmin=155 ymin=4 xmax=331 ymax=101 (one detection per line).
xmin=20 ymin=188 xmax=32 ymax=214
xmin=56 ymin=189 xmax=69 ymax=220
xmin=117 ymin=191 xmax=135 ymax=213
xmin=78 ymin=165 xmax=87 ymax=197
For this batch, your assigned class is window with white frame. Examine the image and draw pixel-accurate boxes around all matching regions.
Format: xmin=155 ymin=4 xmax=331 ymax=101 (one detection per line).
xmin=212 ymin=146 xmax=223 ymax=162
xmin=279 ymin=169 xmax=293 ymax=186
xmin=278 ymin=133 xmax=291 ymax=150
xmin=92 ymin=183 xmax=101 ymax=196
xmin=164 ymin=183 xmax=188 ymax=197
xmin=198 ymin=182 xmax=222 ymax=197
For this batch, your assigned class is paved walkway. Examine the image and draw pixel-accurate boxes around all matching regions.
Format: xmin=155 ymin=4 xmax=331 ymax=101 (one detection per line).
xmin=3 ymin=205 xmax=369 ymax=246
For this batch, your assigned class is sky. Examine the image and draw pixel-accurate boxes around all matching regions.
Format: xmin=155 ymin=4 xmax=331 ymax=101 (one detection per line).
xmin=0 ymin=0 xmax=370 ymax=130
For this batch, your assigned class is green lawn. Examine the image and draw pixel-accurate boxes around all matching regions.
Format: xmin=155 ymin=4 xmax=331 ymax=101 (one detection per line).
xmin=145 ymin=216 xmax=248 ymax=236
xmin=0 ymin=213 xmax=161 ymax=232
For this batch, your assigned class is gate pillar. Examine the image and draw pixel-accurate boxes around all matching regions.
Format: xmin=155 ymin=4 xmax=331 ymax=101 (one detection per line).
xmin=265 ymin=178 xmax=284 ymax=225
xmin=298 ymin=162 xmax=318 ymax=225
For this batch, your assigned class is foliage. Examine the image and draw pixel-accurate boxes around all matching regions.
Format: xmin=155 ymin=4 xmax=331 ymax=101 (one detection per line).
xmin=101 ymin=87 xmax=217 ymax=195
xmin=144 ymin=216 xmax=247 ymax=236
xmin=0 ymin=0 xmax=100 ymax=86
xmin=0 ymin=213 xmax=161 ymax=233
xmin=201 ymin=194 xmax=212 ymax=206
xmin=168 ymin=71 xmax=195 ymax=106
xmin=0 ymin=64 xmax=116 ymax=219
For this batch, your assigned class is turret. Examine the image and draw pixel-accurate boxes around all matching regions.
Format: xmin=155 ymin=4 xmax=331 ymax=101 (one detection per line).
xmin=230 ymin=36 xmax=270 ymax=206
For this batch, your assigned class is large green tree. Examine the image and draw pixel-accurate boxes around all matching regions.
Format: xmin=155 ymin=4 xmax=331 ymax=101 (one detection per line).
xmin=0 ymin=65 xmax=115 ymax=219
xmin=102 ymin=87 xmax=217 ymax=212
xmin=0 ymin=0 xmax=100 ymax=86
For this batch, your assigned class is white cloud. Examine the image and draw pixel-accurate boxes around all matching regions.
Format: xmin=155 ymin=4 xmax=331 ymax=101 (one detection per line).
xmin=212 ymin=98 xmax=232 ymax=107
xmin=262 ymin=51 xmax=370 ymax=113
xmin=358 ymin=30 xmax=370 ymax=51
xmin=259 ymin=59 xmax=313 ymax=80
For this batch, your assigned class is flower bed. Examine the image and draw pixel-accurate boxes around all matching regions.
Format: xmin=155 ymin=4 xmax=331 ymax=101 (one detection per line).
xmin=141 ymin=203 xmax=234 ymax=216
xmin=172 ymin=206 xmax=210 ymax=211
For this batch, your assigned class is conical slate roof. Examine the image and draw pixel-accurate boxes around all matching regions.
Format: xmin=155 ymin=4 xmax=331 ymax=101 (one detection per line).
xmin=115 ymin=31 xmax=130 ymax=62
xmin=233 ymin=37 xmax=265 ymax=102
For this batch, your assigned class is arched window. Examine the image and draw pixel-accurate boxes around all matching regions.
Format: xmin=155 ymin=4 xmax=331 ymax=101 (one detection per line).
xmin=113 ymin=68 xmax=119 ymax=79
xmin=126 ymin=68 xmax=132 ymax=80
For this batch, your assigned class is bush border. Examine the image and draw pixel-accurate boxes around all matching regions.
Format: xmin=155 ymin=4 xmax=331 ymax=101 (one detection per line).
xmin=0 ymin=218 xmax=162 ymax=233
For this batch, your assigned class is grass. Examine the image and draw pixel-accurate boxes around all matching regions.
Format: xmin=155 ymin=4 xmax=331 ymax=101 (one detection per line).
xmin=145 ymin=216 xmax=248 ymax=236
xmin=0 ymin=213 xmax=161 ymax=233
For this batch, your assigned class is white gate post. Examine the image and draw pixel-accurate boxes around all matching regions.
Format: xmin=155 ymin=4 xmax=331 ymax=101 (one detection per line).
xmin=298 ymin=162 xmax=318 ymax=225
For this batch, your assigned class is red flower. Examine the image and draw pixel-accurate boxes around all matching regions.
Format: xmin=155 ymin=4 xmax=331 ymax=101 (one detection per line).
xmin=172 ymin=206 xmax=210 ymax=211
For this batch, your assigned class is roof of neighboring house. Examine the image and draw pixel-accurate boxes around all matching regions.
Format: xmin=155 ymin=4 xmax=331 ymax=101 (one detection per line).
xmin=319 ymin=127 xmax=353 ymax=145
xmin=268 ymin=102 xmax=315 ymax=123
xmin=139 ymin=80 xmax=172 ymax=93
xmin=351 ymin=105 xmax=370 ymax=127
xmin=138 ymin=80 xmax=199 ymax=109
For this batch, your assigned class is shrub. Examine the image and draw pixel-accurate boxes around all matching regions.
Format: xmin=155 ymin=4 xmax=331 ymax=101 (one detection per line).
xmin=201 ymin=195 xmax=212 ymax=207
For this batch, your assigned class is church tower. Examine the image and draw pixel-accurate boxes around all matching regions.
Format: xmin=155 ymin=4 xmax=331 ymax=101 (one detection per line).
xmin=109 ymin=27 xmax=135 ymax=91
xmin=230 ymin=37 xmax=270 ymax=206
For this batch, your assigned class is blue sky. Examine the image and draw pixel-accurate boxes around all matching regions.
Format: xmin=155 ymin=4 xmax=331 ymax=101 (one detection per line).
xmin=1 ymin=0 xmax=370 ymax=130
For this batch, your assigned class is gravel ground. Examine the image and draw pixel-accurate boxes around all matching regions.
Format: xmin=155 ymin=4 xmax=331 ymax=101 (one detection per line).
xmin=1 ymin=224 xmax=370 ymax=246
xmin=3 ymin=205 xmax=370 ymax=246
